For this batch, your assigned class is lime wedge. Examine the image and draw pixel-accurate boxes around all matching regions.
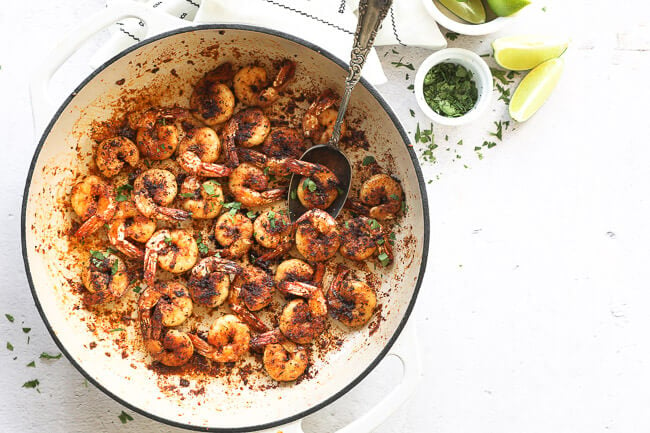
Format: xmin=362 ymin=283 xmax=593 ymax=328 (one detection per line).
xmin=486 ymin=0 xmax=530 ymax=17
xmin=509 ymin=58 xmax=564 ymax=122
xmin=438 ymin=0 xmax=486 ymax=24
xmin=493 ymin=35 xmax=569 ymax=70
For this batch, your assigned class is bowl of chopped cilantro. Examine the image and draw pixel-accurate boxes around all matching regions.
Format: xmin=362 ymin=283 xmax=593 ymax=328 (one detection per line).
xmin=415 ymin=48 xmax=493 ymax=126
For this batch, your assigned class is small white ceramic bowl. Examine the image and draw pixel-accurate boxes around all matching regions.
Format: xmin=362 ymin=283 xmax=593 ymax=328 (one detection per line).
xmin=421 ymin=0 xmax=514 ymax=36
xmin=414 ymin=48 xmax=493 ymax=126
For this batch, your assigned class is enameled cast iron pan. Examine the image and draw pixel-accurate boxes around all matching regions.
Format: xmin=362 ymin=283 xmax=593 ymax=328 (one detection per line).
xmin=22 ymin=3 xmax=429 ymax=432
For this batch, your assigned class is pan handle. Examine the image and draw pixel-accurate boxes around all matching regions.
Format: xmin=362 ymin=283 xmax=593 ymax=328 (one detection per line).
xmin=279 ymin=323 xmax=421 ymax=433
xmin=29 ymin=0 xmax=182 ymax=135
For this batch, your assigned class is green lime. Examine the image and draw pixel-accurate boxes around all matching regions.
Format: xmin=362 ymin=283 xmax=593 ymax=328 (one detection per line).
xmin=438 ymin=0 xmax=486 ymax=24
xmin=486 ymin=0 xmax=531 ymax=17
xmin=493 ymin=35 xmax=569 ymax=71
xmin=509 ymin=57 xmax=564 ymax=122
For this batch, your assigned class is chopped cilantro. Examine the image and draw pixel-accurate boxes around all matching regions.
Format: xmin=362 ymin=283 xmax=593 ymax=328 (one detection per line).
xmin=362 ymin=155 xmax=376 ymax=166
xmin=40 ymin=352 xmax=62 ymax=360
xmin=22 ymin=328 xmax=31 ymax=334
xmin=490 ymin=121 xmax=504 ymax=141
xmin=26 ymin=361 xmax=36 ymax=368
xmin=303 ymin=178 xmax=318 ymax=192
xmin=391 ymin=58 xmax=415 ymax=70
xmin=377 ymin=252 xmax=390 ymax=266
xmin=246 ymin=210 xmax=257 ymax=219
xmin=179 ymin=192 xmax=195 ymax=198
xmin=163 ymin=236 xmax=172 ymax=246
xmin=22 ymin=379 xmax=40 ymax=390
xmin=6 ymin=342 xmax=13 ymax=351
xmin=5 ymin=314 xmax=14 ymax=323
xmin=109 ymin=328 xmax=125 ymax=333
xmin=202 ymin=182 xmax=220 ymax=197
xmin=445 ymin=31 xmax=459 ymax=41
xmin=409 ymin=109 xmax=415 ymax=117
xmin=118 ymin=411 xmax=134 ymax=424
xmin=290 ymin=189 xmax=298 ymax=200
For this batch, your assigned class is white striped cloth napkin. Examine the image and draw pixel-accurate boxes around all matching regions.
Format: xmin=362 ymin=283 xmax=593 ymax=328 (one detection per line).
xmin=91 ymin=0 xmax=447 ymax=85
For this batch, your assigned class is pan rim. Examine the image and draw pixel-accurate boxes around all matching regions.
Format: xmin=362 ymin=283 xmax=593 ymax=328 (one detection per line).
xmin=21 ymin=23 xmax=430 ymax=432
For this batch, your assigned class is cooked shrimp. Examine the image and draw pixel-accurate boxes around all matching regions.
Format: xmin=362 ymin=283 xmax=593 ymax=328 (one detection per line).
xmin=235 ymin=148 xmax=289 ymax=177
xmin=108 ymin=201 xmax=156 ymax=259
xmin=188 ymin=314 xmax=250 ymax=363
xmin=253 ymin=210 xmax=293 ymax=249
xmin=228 ymin=286 xmax=270 ymax=333
xmin=302 ymin=89 xmax=347 ymax=144
xmin=285 ymin=159 xmax=340 ymax=210
xmin=274 ymin=259 xmax=313 ymax=285
xmin=134 ymin=108 xmax=180 ymax=160
xmin=214 ymin=212 xmax=253 ymax=259
xmin=180 ymin=177 xmax=224 ymax=219
xmin=233 ymin=60 xmax=296 ymax=107
xmin=327 ymin=267 xmax=377 ymax=327
xmin=278 ymin=280 xmax=327 ymax=344
xmin=232 ymin=265 xmax=274 ymax=311
xmin=81 ymin=251 xmax=128 ymax=305
xmin=95 ymin=136 xmax=139 ymax=178
xmin=232 ymin=108 xmax=271 ymax=147
xmin=359 ymin=174 xmax=403 ymax=220
xmin=262 ymin=127 xmax=305 ymax=162
xmin=71 ymin=175 xmax=116 ymax=239
xmin=339 ymin=216 xmax=384 ymax=261
xmin=149 ymin=329 xmax=194 ymax=367
xmin=177 ymin=126 xmax=231 ymax=177
xmin=188 ymin=257 xmax=242 ymax=307
xmin=190 ymin=63 xmax=236 ymax=126
xmin=144 ymin=229 xmax=199 ymax=287
xmin=295 ymin=209 xmax=340 ymax=262
xmin=133 ymin=169 xmax=190 ymax=221
xmin=228 ymin=163 xmax=286 ymax=208
xmin=250 ymin=328 xmax=308 ymax=382
xmin=138 ymin=282 xmax=194 ymax=366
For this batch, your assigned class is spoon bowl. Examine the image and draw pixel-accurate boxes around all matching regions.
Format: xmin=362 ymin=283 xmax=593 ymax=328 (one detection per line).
xmin=287 ymin=145 xmax=352 ymax=222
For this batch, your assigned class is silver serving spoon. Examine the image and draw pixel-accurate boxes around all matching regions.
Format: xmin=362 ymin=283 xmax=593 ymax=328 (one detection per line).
xmin=288 ymin=0 xmax=393 ymax=222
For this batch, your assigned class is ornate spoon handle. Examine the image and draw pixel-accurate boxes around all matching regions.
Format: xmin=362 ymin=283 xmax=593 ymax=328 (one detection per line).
xmin=328 ymin=0 xmax=393 ymax=147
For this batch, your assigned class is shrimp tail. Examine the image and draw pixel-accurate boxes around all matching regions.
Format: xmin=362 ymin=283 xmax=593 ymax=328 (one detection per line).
xmin=230 ymin=302 xmax=269 ymax=334
xmin=156 ymin=206 xmax=191 ymax=221
xmin=222 ymin=120 xmax=240 ymax=168
xmin=344 ymin=198 xmax=370 ymax=216
xmin=260 ymin=188 xmax=287 ymax=203
xmin=250 ymin=329 xmax=283 ymax=351
xmin=279 ymin=280 xmax=318 ymax=298
xmin=74 ymin=214 xmax=104 ymax=239
xmin=273 ymin=60 xmax=296 ymax=90
xmin=187 ymin=333 xmax=215 ymax=357
xmin=236 ymin=148 xmax=268 ymax=166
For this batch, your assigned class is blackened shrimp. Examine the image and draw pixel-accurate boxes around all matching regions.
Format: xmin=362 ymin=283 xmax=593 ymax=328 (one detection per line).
xmin=190 ymin=63 xmax=236 ymax=126
xmin=228 ymin=163 xmax=286 ymax=208
xmin=108 ymin=201 xmax=156 ymax=259
xmin=359 ymin=174 xmax=403 ymax=220
xmin=253 ymin=210 xmax=294 ymax=262
xmin=144 ymin=229 xmax=198 ymax=287
xmin=231 ymin=108 xmax=271 ymax=147
xmin=339 ymin=216 xmax=390 ymax=262
xmin=82 ymin=251 xmax=128 ymax=305
xmin=278 ymin=280 xmax=327 ymax=344
xmin=188 ymin=314 xmax=250 ymax=363
xmin=177 ymin=126 xmax=231 ymax=177
xmin=214 ymin=212 xmax=253 ymax=259
xmin=138 ymin=282 xmax=194 ymax=366
xmin=285 ymin=159 xmax=340 ymax=210
xmin=133 ymin=108 xmax=181 ymax=160
xmin=232 ymin=265 xmax=275 ymax=311
xmin=94 ymin=136 xmax=139 ymax=178
xmin=228 ymin=286 xmax=270 ymax=333
xmin=250 ymin=328 xmax=308 ymax=382
xmin=133 ymin=169 xmax=190 ymax=221
xmin=180 ymin=177 xmax=224 ymax=219
xmin=302 ymin=89 xmax=347 ymax=144
xmin=327 ymin=267 xmax=377 ymax=327
xmin=274 ymin=259 xmax=314 ymax=286
xmin=71 ymin=175 xmax=116 ymax=239
xmin=233 ymin=60 xmax=296 ymax=107
xmin=295 ymin=209 xmax=340 ymax=262
xmin=188 ymin=257 xmax=242 ymax=307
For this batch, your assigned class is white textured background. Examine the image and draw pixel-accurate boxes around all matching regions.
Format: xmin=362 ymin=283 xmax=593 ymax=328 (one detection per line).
xmin=2 ymin=1 xmax=650 ymax=432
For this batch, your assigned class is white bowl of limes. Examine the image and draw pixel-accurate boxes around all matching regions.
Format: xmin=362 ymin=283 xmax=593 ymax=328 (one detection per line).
xmin=422 ymin=0 xmax=527 ymax=35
